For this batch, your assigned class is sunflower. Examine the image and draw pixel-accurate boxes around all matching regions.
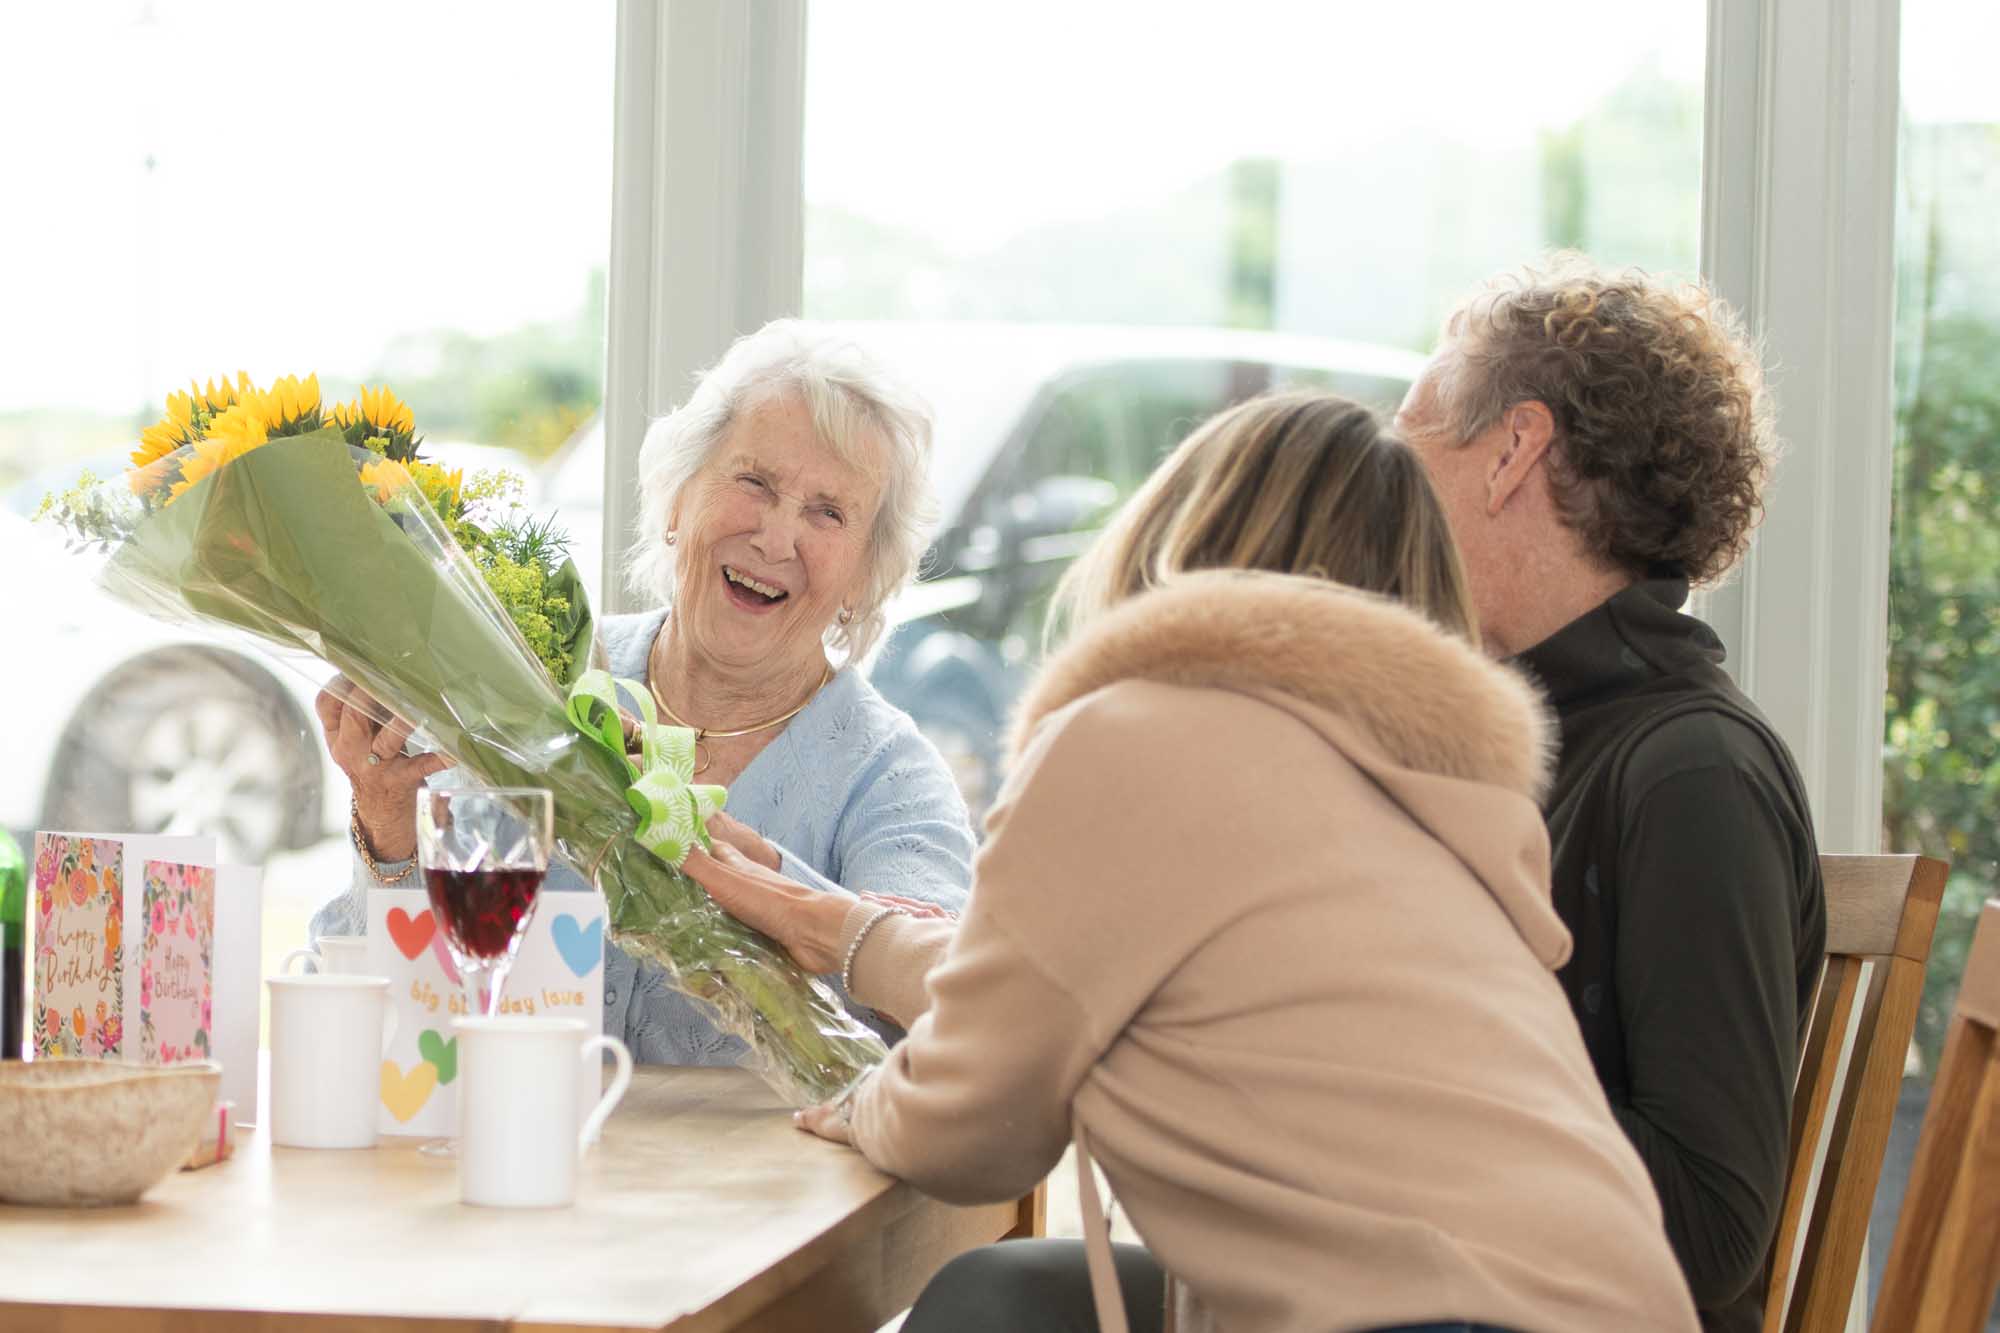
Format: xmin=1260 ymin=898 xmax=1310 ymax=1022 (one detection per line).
xmin=358 ymin=458 xmax=414 ymax=503
xmin=131 ymin=391 xmax=197 ymax=469
xmin=202 ymin=399 xmax=272 ymax=455
xmin=190 ymin=371 xmax=254 ymax=416
xmin=264 ymin=373 xmax=322 ymax=436
xmin=330 ymin=384 xmax=418 ymax=458
xmin=164 ymin=424 xmax=273 ymax=505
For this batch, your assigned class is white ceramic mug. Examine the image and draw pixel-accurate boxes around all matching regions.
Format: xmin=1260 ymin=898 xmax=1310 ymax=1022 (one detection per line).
xmin=454 ymin=1016 xmax=633 ymax=1208
xmin=280 ymin=935 xmax=369 ymax=976
xmin=266 ymin=974 xmax=396 ymax=1149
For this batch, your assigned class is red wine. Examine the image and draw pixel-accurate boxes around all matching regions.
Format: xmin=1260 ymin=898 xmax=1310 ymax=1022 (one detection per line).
xmin=424 ymin=867 xmax=543 ymax=961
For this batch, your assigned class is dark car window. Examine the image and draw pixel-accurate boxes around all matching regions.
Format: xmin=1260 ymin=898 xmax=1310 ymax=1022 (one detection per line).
xmin=877 ymin=352 xmax=1412 ymax=819
xmin=1003 ymin=358 xmax=1257 ymax=504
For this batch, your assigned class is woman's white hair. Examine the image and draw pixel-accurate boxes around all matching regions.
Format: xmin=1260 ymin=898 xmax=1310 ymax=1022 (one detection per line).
xmin=627 ymin=319 xmax=938 ymax=663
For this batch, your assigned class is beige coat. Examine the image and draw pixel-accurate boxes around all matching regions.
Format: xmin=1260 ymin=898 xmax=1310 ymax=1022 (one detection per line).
xmin=845 ymin=571 xmax=1698 ymax=1333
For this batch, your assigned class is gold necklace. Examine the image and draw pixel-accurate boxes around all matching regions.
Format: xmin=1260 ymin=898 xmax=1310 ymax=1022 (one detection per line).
xmin=649 ymin=662 xmax=832 ymax=776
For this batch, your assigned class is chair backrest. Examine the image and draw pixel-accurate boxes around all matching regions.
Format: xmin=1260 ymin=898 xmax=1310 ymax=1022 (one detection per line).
xmin=1871 ymin=896 xmax=2000 ymax=1333
xmin=1764 ymin=853 xmax=1950 ymax=1333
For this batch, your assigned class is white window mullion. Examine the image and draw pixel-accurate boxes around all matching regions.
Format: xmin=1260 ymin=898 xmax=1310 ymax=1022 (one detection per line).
xmin=1699 ymin=0 xmax=1902 ymax=860
xmin=602 ymin=0 xmax=808 ymax=615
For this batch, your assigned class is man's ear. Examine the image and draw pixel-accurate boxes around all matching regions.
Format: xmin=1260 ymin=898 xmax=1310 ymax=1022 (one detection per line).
xmin=1486 ymin=401 xmax=1557 ymax=516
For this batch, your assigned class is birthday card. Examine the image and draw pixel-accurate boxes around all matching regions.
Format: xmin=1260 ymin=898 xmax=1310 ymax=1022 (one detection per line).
xmin=366 ymin=887 xmax=607 ymax=1136
xmin=29 ymin=832 xmax=262 ymax=1120
xmin=30 ymin=834 xmax=128 ymax=1060
xmin=139 ymin=860 xmax=215 ymax=1064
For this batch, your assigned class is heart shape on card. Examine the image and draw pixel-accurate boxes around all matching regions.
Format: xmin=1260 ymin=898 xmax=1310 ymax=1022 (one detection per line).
xmin=552 ymin=914 xmax=604 ymax=979
xmin=379 ymin=1058 xmax=438 ymax=1122
xmin=428 ymin=930 xmax=461 ymax=985
xmin=417 ymin=1029 xmax=458 ymax=1085
xmin=386 ymin=907 xmax=436 ymax=960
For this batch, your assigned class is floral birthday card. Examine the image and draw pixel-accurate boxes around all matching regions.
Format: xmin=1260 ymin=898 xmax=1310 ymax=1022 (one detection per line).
xmin=31 ymin=834 xmax=126 ymax=1059
xmin=27 ymin=831 xmax=258 ymax=1121
xmin=140 ymin=860 xmax=215 ymax=1065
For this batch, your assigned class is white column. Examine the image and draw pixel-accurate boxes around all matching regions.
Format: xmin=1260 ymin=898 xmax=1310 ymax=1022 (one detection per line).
xmin=601 ymin=0 xmax=808 ymax=613
xmin=1699 ymin=0 xmax=1902 ymax=859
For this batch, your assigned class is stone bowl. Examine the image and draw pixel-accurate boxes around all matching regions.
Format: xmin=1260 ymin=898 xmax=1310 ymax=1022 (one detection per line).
xmin=0 ymin=1060 xmax=222 ymax=1206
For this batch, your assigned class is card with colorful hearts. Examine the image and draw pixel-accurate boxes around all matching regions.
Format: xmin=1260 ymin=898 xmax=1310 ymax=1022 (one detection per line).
xmin=365 ymin=887 xmax=606 ymax=1137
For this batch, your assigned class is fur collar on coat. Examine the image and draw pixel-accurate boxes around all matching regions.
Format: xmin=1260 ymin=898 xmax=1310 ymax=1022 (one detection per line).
xmin=1010 ymin=570 xmax=1555 ymax=802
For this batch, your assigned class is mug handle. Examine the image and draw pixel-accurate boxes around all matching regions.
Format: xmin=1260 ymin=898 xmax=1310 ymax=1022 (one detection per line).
xmin=280 ymin=946 xmax=321 ymax=975
xmin=576 ymin=1035 xmax=633 ymax=1155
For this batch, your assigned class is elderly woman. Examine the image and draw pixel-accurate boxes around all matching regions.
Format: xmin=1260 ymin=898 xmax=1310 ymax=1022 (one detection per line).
xmin=683 ymin=392 xmax=1700 ymax=1333
xmin=311 ymin=320 xmax=975 ymax=1063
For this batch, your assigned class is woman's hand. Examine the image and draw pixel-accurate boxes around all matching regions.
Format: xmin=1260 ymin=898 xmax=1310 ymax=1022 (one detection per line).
xmin=706 ymin=810 xmax=783 ymax=872
xmin=681 ymin=840 xmax=853 ymax=975
xmin=315 ymin=676 xmax=448 ymax=862
xmin=793 ymin=1090 xmax=858 ymax=1146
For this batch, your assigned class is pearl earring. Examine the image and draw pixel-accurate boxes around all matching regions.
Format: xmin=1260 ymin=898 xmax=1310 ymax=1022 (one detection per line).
xmin=837 ymin=606 xmax=853 ymax=625
xmin=665 ymin=529 xmax=677 ymax=546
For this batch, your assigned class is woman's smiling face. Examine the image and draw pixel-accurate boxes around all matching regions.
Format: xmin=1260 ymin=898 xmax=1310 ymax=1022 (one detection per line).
xmin=670 ymin=392 xmax=883 ymax=677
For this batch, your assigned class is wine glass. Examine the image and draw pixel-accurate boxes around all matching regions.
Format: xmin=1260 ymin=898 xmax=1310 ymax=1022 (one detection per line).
xmin=414 ymin=786 xmax=553 ymax=1020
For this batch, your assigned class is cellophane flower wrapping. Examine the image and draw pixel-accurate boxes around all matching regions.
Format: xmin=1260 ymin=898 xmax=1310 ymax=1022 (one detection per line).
xmin=64 ymin=428 xmax=886 ymax=1106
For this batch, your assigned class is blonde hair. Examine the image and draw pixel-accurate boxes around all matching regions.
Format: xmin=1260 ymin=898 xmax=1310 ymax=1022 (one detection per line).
xmin=1049 ymin=390 xmax=1477 ymax=647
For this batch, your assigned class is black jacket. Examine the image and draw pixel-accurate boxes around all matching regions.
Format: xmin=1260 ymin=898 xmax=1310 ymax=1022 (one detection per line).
xmin=1515 ymin=579 xmax=1825 ymax=1333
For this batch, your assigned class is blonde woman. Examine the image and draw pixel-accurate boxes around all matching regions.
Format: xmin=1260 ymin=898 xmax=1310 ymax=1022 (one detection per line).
xmin=686 ymin=393 xmax=1698 ymax=1333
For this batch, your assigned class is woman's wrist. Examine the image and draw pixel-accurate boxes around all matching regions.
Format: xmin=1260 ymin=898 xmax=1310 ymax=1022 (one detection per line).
xmin=352 ymin=800 xmax=415 ymax=864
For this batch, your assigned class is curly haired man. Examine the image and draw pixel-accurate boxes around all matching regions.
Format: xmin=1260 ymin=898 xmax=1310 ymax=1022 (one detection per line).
xmin=1397 ymin=254 xmax=1826 ymax=1333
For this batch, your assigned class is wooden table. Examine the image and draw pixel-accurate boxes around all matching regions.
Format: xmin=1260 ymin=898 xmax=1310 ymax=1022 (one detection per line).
xmin=0 ymin=1066 xmax=1035 ymax=1331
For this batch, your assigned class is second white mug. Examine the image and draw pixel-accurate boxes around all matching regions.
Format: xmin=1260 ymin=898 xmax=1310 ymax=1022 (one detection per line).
xmin=455 ymin=1016 xmax=633 ymax=1208
xmin=266 ymin=974 xmax=395 ymax=1149
xmin=280 ymin=935 xmax=369 ymax=976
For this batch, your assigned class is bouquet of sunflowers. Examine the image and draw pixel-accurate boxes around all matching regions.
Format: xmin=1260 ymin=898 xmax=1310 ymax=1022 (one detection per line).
xmin=41 ymin=373 xmax=886 ymax=1106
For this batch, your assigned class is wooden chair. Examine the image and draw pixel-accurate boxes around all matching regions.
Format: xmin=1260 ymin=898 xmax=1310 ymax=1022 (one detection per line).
xmin=1763 ymin=853 xmax=1949 ymax=1333
xmin=1871 ymin=896 xmax=2000 ymax=1332
xmin=1004 ymin=1179 xmax=1048 ymax=1239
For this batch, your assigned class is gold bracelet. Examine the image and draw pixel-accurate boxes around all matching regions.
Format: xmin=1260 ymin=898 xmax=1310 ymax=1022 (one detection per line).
xmin=351 ymin=799 xmax=416 ymax=886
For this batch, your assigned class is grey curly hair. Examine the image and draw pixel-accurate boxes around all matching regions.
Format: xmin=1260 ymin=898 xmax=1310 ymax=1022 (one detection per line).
xmin=1431 ymin=252 xmax=1777 ymax=585
xmin=626 ymin=320 xmax=939 ymax=662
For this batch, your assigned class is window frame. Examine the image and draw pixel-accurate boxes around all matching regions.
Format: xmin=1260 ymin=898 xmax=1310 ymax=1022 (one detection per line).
xmin=603 ymin=0 xmax=1909 ymax=865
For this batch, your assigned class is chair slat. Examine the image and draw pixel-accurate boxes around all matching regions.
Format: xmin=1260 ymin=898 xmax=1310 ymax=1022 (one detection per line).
xmin=1875 ymin=898 xmax=2000 ymax=1333
xmin=1785 ymin=954 xmax=1926 ymax=1333
xmin=1764 ymin=854 xmax=1949 ymax=1333
xmin=1872 ymin=1016 xmax=1991 ymax=1329
xmin=1912 ymin=1044 xmax=2000 ymax=1333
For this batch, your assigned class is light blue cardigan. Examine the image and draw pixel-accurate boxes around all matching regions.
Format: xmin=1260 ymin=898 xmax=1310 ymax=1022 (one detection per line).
xmin=310 ymin=607 xmax=975 ymax=1065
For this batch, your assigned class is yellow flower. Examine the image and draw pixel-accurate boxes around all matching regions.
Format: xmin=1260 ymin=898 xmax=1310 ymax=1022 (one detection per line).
xmin=203 ymin=399 xmax=272 ymax=455
xmin=349 ymin=384 xmax=414 ymax=436
xmin=131 ymin=391 xmax=197 ymax=468
xmin=191 ymin=372 xmax=253 ymax=415
xmin=163 ymin=417 xmax=273 ymax=505
xmin=265 ymin=373 xmax=321 ymax=430
xmin=358 ymin=458 xmax=413 ymax=503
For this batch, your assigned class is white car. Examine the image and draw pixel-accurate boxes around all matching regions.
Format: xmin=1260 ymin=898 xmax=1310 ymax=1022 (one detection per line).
xmin=0 ymin=512 xmax=344 ymax=863
xmin=0 ymin=440 xmax=541 ymax=864
xmin=539 ymin=321 xmax=1426 ymax=811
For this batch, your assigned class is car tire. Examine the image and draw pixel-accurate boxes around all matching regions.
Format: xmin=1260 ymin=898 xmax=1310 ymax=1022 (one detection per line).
xmin=39 ymin=646 xmax=324 ymax=865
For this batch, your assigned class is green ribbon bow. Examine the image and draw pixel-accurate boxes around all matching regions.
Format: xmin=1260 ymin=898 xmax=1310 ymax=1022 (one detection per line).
xmin=566 ymin=669 xmax=728 ymax=870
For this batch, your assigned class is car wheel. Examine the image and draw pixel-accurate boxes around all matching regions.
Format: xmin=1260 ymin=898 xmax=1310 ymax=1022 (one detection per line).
xmin=40 ymin=646 xmax=324 ymax=864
